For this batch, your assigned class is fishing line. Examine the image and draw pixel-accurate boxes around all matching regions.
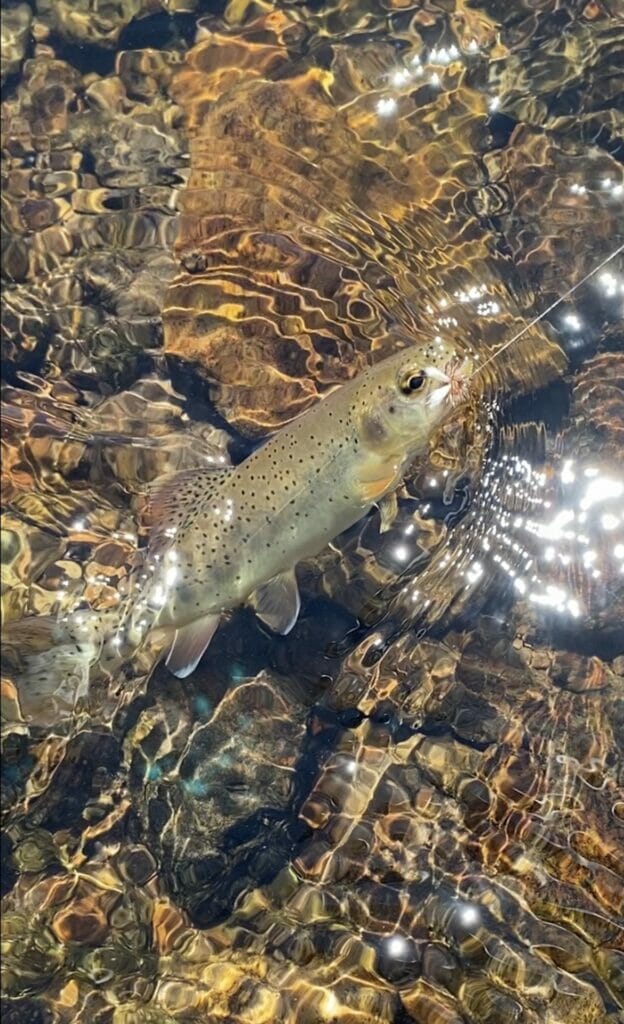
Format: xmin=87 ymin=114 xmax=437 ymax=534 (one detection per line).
xmin=469 ymin=241 xmax=624 ymax=379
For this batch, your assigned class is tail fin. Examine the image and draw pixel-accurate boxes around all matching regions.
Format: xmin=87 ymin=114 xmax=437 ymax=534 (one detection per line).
xmin=2 ymin=614 xmax=103 ymax=729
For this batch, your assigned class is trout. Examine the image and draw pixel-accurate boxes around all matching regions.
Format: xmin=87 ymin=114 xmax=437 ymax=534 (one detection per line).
xmin=6 ymin=340 xmax=471 ymax=693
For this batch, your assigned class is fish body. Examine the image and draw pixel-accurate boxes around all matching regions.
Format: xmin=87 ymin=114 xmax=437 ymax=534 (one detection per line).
xmin=137 ymin=340 xmax=471 ymax=676
xmin=6 ymin=340 xmax=471 ymax=695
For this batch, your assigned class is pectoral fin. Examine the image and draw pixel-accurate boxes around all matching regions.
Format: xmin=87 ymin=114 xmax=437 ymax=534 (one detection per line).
xmin=165 ymin=614 xmax=220 ymax=678
xmin=359 ymin=469 xmax=400 ymax=503
xmin=249 ymin=570 xmax=300 ymax=635
xmin=378 ymin=492 xmax=398 ymax=533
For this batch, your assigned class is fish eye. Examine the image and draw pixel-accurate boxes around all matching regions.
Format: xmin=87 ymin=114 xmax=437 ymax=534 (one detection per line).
xmin=399 ymin=371 xmax=426 ymax=395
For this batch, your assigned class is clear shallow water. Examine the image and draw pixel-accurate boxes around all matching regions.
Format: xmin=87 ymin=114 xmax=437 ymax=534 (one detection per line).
xmin=1 ymin=2 xmax=623 ymax=1023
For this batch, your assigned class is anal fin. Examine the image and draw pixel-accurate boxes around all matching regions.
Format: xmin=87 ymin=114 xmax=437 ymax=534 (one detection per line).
xmin=165 ymin=614 xmax=220 ymax=679
xmin=249 ymin=569 xmax=300 ymax=635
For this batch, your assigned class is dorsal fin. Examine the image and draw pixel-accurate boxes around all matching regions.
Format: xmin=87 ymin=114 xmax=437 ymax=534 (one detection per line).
xmin=144 ymin=466 xmax=231 ymax=555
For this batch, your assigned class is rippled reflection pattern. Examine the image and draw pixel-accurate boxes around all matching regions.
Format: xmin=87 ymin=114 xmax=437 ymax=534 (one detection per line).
xmin=1 ymin=1 xmax=624 ymax=1023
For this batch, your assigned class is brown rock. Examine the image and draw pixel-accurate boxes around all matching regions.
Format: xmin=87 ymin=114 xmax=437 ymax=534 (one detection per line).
xmin=52 ymin=896 xmax=108 ymax=945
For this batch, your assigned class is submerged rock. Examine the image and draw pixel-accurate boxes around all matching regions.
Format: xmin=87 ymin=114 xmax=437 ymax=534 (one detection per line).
xmin=33 ymin=0 xmax=199 ymax=48
xmin=0 ymin=3 xmax=32 ymax=84
xmin=126 ymin=667 xmax=310 ymax=923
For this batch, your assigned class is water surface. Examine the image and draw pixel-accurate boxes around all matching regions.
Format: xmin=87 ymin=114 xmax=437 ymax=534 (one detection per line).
xmin=1 ymin=1 xmax=623 ymax=1022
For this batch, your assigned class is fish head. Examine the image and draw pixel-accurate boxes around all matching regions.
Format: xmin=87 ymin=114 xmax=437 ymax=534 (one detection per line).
xmin=354 ymin=339 xmax=473 ymax=458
